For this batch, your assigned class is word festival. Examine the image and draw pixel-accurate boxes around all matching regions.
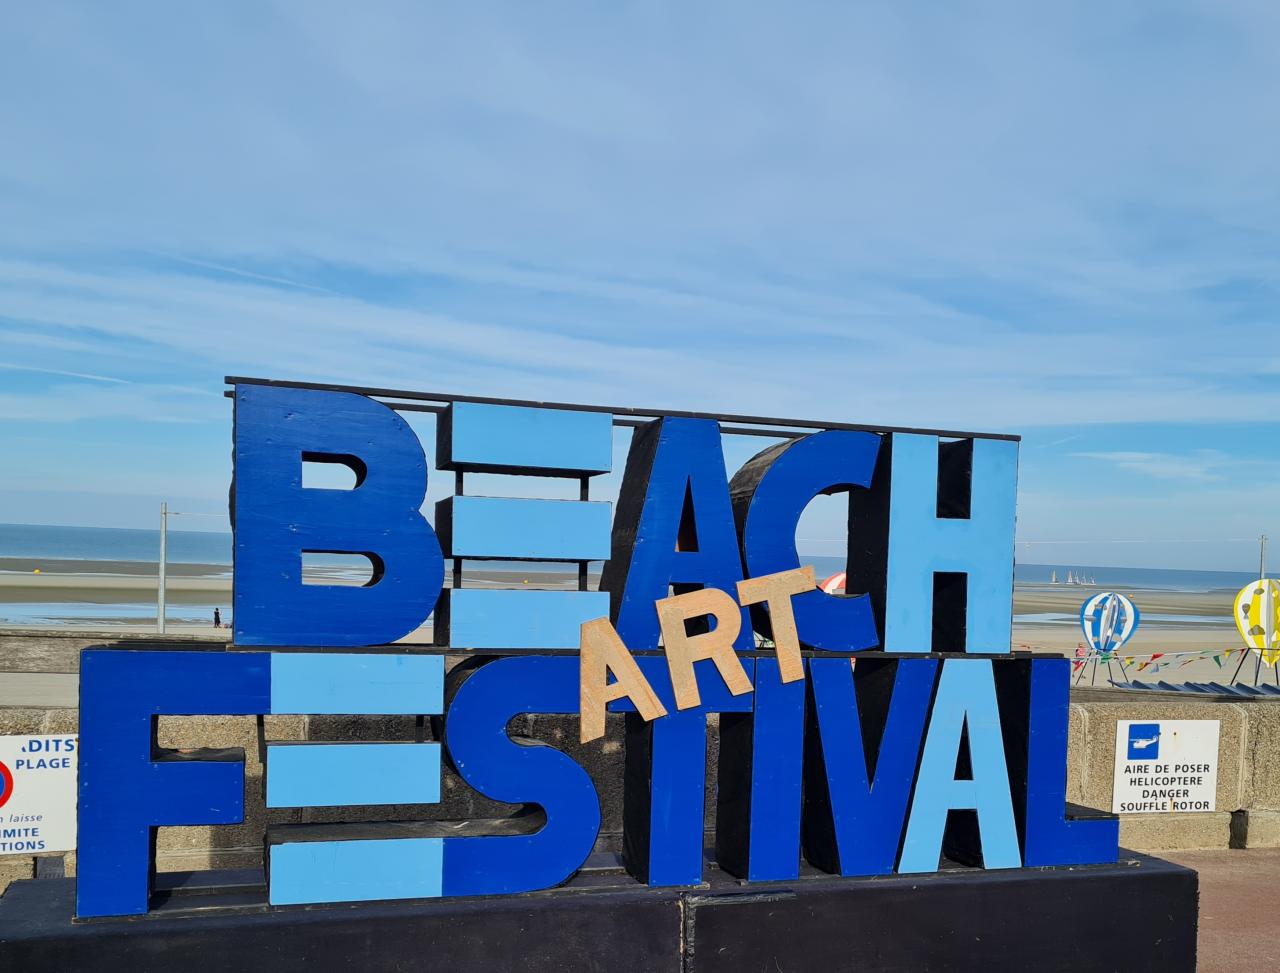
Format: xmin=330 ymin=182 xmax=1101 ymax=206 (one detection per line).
xmin=75 ymin=378 xmax=1122 ymax=919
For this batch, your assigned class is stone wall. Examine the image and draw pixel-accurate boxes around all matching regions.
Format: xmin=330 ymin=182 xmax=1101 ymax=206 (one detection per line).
xmin=0 ymin=629 xmax=221 ymax=673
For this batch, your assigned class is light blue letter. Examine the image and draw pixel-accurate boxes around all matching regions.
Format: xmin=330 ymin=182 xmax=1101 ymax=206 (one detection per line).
xmin=884 ymin=434 xmax=1017 ymax=653
xmin=899 ymin=659 xmax=1020 ymax=873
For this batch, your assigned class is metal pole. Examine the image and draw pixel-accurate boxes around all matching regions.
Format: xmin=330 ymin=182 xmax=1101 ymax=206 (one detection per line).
xmin=1261 ymin=535 xmax=1268 ymax=580
xmin=157 ymin=501 xmax=167 ymax=635
xmin=1231 ymin=649 xmax=1249 ymax=684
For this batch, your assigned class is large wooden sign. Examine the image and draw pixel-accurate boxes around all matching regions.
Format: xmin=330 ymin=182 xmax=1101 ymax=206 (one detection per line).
xmin=73 ymin=379 xmax=1119 ymax=918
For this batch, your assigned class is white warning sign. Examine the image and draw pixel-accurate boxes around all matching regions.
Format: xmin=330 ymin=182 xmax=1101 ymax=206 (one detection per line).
xmin=0 ymin=734 xmax=77 ymax=854
xmin=1112 ymin=720 xmax=1219 ymax=814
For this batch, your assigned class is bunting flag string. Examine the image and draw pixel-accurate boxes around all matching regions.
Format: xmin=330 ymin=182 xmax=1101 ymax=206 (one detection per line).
xmin=1029 ymin=645 xmax=1240 ymax=668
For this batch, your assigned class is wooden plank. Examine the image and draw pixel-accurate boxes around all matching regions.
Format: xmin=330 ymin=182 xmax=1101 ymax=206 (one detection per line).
xmin=269 ymin=653 xmax=444 ymax=715
xmin=440 ymin=589 xmax=610 ymax=649
xmin=269 ymin=837 xmax=443 ymax=905
xmin=265 ymin=742 xmax=441 ymax=808
xmin=436 ymin=402 xmax=613 ymax=476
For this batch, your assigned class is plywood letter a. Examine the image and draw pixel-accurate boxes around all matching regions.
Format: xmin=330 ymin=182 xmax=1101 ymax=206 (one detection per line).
xmin=580 ymin=618 xmax=667 ymax=743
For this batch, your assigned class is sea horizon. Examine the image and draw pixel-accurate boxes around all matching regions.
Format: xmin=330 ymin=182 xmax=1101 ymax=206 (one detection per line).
xmin=0 ymin=522 xmax=1265 ymax=594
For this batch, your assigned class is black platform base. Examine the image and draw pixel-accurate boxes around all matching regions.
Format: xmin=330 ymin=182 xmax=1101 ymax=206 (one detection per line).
xmin=0 ymin=853 xmax=1198 ymax=973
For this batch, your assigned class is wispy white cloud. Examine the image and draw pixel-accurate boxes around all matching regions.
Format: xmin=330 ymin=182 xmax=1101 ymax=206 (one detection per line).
xmin=0 ymin=381 xmax=214 ymax=424
xmin=1037 ymin=435 xmax=1083 ymax=449
xmin=1069 ymin=449 xmax=1280 ymax=487
xmin=0 ymin=362 xmax=129 ymax=384
xmin=1072 ymin=450 xmax=1228 ymax=482
xmin=0 ymin=255 xmax=1276 ymax=430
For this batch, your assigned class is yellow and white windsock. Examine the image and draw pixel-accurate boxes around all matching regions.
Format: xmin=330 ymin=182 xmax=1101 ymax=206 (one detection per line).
xmin=1234 ymin=579 xmax=1280 ymax=666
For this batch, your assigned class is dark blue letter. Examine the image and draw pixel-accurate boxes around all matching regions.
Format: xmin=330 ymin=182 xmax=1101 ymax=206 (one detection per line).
xmin=233 ymin=385 xmax=443 ymax=646
xmin=602 ymin=418 xmax=749 ymax=650
xmin=442 ymin=655 xmax=601 ymax=895
xmin=732 ymin=430 xmax=881 ymax=651
xmin=77 ymin=650 xmax=270 ymax=917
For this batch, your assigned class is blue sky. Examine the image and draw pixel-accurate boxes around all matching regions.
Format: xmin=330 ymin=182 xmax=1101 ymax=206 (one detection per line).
xmin=1 ymin=3 xmax=1278 ymax=571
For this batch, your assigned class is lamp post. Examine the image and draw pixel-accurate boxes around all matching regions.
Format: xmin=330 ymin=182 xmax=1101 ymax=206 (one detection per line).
xmin=157 ymin=502 xmax=168 ymax=635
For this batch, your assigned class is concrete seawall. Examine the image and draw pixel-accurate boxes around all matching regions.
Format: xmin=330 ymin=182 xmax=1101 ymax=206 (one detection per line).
xmin=3 ymin=629 xmax=1278 ymax=892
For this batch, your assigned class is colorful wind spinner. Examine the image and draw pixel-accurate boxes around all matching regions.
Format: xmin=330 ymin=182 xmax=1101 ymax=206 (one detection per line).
xmin=1079 ymin=591 xmax=1140 ymax=658
xmin=1234 ymin=579 xmax=1280 ymax=666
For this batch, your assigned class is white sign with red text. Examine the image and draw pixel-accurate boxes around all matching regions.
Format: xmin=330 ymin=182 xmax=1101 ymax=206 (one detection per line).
xmin=0 ymin=734 xmax=77 ymax=854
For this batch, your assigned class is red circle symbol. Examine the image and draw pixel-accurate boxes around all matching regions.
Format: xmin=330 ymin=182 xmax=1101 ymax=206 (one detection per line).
xmin=0 ymin=760 xmax=12 ymax=809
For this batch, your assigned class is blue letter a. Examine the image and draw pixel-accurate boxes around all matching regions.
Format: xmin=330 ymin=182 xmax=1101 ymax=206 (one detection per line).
xmin=601 ymin=417 xmax=749 ymax=650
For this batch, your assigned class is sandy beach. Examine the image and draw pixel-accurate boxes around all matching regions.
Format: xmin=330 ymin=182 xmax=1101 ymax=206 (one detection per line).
xmin=0 ymin=561 xmax=1261 ymax=687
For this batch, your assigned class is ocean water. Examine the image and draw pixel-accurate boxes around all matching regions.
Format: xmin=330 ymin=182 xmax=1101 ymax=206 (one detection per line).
xmin=0 ymin=524 xmax=1262 ymax=593
xmin=798 ymin=556 xmax=1257 ymax=593
xmin=1011 ymin=563 xmax=1259 ymax=593
xmin=1 ymin=522 xmax=230 ymax=565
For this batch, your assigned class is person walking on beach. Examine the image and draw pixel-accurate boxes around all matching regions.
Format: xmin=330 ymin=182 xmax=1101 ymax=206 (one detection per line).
xmin=213 ymin=607 xmax=222 ymax=629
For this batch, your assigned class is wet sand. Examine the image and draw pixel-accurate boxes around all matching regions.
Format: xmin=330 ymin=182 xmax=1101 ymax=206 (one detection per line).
xmin=1012 ymin=585 xmax=1238 ymax=651
xmin=0 ymin=567 xmax=1261 ymax=687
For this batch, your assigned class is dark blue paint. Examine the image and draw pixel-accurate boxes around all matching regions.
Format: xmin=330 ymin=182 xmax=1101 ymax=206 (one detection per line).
xmin=442 ymin=656 xmax=601 ymax=895
xmin=743 ymin=658 xmax=806 ymax=880
xmin=806 ymin=657 xmax=937 ymax=875
xmin=612 ymin=657 xmax=756 ymax=886
xmin=233 ymin=385 xmax=443 ymax=646
xmin=736 ymin=430 xmax=882 ymax=651
xmin=1023 ymin=658 xmax=1119 ymax=866
xmin=76 ymin=650 xmax=270 ymax=918
xmin=611 ymin=418 xmax=751 ymax=651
